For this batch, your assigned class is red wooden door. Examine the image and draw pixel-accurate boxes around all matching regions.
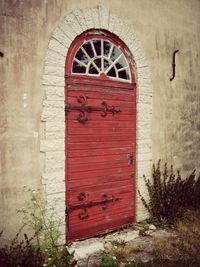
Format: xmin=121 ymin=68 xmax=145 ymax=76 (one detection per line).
xmin=65 ymin=31 xmax=136 ymax=242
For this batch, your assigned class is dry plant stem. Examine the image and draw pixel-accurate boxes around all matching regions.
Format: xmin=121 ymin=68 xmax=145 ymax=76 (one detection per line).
xmin=37 ymin=202 xmax=58 ymax=250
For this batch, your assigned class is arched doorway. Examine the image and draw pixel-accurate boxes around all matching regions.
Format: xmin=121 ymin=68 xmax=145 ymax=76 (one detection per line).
xmin=65 ymin=30 xmax=136 ymax=241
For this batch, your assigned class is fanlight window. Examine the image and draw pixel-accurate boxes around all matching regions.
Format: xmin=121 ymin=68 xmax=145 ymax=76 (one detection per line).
xmin=72 ymin=39 xmax=131 ymax=82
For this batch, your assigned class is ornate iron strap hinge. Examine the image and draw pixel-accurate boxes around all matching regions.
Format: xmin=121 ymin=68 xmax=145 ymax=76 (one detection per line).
xmin=66 ymin=192 xmax=121 ymax=220
xmin=65 ymin=95 xmax=121 ymax=123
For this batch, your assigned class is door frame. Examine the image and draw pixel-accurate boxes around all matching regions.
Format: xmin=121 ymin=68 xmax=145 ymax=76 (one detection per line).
xmin=65 ymin=30 xmax=137 ymax=241
xmin=40 ymin=6 xmax=152 ymax=244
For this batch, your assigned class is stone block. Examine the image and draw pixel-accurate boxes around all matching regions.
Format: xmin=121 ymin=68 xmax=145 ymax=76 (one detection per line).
xmin=98 ymin=5 xmax=110 ymax=29
xmin=46 ymin=151 xmax=65 ymax=161
xmin=48 ymin=38 xmax=67 ymax=57
xmin=59 ymin=19 xmax=77 ymax=41
xmin=124 ymin=30 xmax=138 ymax=48
xmin=136 ymin=160 xmax=152 ymax=176
xmin=44 ymin=65 xmax=64 ymax=77
xmin=45 ymin=86 xmax=65 ymax=100
xmin=45 ymin=121 xmax=65 ymax=132
xmin=83 ymin=8 xmax=95 ymax=29
xmin=71 ymin=240 xmax=104 ymax=260
xmin=43 ymin=100 xmax=64 ymax=108
xmin=41 ymin=106 xmax=64 ymax=122
xmin=136 ymin=209 xmax=149 ymax=222
xmin=45 ymin=181 xmax=65 ymax=195
xmin=137 ymin=67 xmax=151 ymax=80
xmin=45 ymin=151 xmax=65 ymax=173
xmin=91 ymin=8 xmax=100 ymax=29
xmin=109 ymin=16 xmax=124 ymax=38
xmin=129 ymin=39 xmax=142 ymax=53
xmin=45 ymin=49 xmax=65 ymax=67
xmin=42 ymin=171 xmax=65 ymax=184
xmin=46 ymin=131 xmax=65 ymax=139
xmin=108 ymin=14 xmax=118 ymax=34
xmin=137 ymin=102 xmax=152 ymax=114
xmin=45 ymin=158 xmax=65 ymax=173
xmin=137 ymin=152 xmax=152 ymax=162
xmin=40 ymin=139 xmax=64 ymax=152
xmin=118 ymin=24 xmax=132 ymax=44
xmin=138 ymin=94 xmax=152 ymax=104
xmin=64 ymin=13 xmax=83 ymax=36
xmin=114 ymin=18 xmax=128 ymax=38
xmin=42 ymin=75 xmax=65 ymax=86
xmin=52 ymin=27 xmax=71 ymax=48
xmin=137 ymin=144 xmax=152 ymax=154
xmin=136 ymin=57 xmax=149 ymax=68
xmin=137 ymin=120 xmax=151 ymax=128
xmin=137 ymin=128 xmax=151 ymax=140
xmin=73 ymin=9 xmax=88 ymax=32
xmin=137 ymin=84 xmax=152 ymax=96
xmin=46 ymin=192 xmax=65 ymax=206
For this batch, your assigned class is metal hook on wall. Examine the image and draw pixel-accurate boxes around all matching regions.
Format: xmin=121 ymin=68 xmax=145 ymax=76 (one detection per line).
xmin=169 ymin=50 xmax=179 ymax=81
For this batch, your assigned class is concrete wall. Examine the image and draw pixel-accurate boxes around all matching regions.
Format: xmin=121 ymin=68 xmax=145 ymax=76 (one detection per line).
xmin=0 ymin=0 xmax=199 ymax=240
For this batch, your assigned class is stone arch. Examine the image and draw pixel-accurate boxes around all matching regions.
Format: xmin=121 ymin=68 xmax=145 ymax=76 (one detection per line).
xmin=40 ymin=5 xmax=152 ymax=242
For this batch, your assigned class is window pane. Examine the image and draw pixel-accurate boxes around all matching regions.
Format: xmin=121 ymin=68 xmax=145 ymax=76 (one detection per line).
xmin=73 ymin=61 xmax=86 ymax=73
xmin=82 ymin=42 xmax=94 ymax=59
xmin=104 ymin=41 xmax=111 ymax=57
xmin=75 ymin=48 xmax=88 ymax=64
xmin=118 ymin=69 xmax=129 ymax=80
xmin=110 ymin=46 xmax=121 ymax=62
xmin=88 ymin=63 xmax=99 ymax=74
xmin=117 ymin=55 xmax=127 ymax=68
xmin=93 ymin=58 xmax=102 ymax=71
xmin=116 ymin=62 xmax=124 ymax=69
xmin=104 ymin=59 xmax=110 ymax=71
xmin=93 ymin=40 xmax=101 ymax=56
xmin=107 ymin=67 xmax=116 ymax=77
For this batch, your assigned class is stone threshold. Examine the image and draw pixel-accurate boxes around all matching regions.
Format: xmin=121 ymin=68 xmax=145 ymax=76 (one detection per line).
xmin=68 ymin=223 xmax=174 ymax=266
xmin=68 ymin=225 xmax=140 ymax=261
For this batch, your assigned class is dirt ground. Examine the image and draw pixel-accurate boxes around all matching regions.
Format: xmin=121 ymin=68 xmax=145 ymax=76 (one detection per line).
xmin=70 ymin=224 xmax=175 ymax=266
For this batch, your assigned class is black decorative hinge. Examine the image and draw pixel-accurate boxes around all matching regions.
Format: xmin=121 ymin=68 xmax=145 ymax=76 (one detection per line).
xmin=65 ymin=95 xmax=121 ymax=123
xmin=66 ymin=192 xmax=121 ymax=220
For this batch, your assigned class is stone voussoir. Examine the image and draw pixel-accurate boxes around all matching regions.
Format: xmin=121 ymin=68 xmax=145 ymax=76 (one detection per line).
xmin=48 ymin=38 xmax=68 ymax=56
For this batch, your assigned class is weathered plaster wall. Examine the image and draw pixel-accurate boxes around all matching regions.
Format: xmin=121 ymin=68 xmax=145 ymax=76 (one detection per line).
xmin=0 ymin=0 xmax=199 ymax=240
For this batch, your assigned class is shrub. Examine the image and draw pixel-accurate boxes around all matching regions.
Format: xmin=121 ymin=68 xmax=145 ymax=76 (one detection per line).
xmin=139 ymin=160 xmax=200 ymax=222
xmin=18 ymin=188 xmax=62 ymax=249
xmin=96 ymin=250 xmax=119 ymax=267
xmin=125 ymin=259 xmax=145 ymax=267
xmin=0 ymin=231 xmax=76 ymax=267
xmin=0 ymin=189 xmax=76 ymax=267
xmin=0 ymin=229 xmax=44 ymax=267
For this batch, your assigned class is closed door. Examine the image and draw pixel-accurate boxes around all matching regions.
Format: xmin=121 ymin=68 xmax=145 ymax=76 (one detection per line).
xmin=65 ymin=31 xmax=136 ymax=241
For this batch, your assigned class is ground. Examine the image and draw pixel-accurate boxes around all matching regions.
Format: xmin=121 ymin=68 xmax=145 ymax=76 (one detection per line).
xmin=69 ymin=223 xmax=175 ymax=266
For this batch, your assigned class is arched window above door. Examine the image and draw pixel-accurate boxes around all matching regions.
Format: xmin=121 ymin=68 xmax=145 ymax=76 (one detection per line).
xmin=72 ymin=39 xmax=131 ymax=82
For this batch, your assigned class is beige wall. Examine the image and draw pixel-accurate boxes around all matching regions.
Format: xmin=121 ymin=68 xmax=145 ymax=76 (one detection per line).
xmin=0 ymin=0 xmax=199 ymax=239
